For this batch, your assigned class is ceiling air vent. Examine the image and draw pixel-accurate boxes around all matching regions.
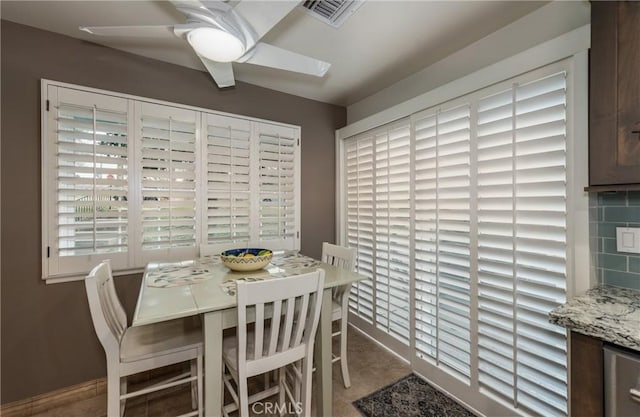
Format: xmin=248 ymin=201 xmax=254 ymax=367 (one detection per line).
xmin=302 ymin=0 xmax=364 ymax=28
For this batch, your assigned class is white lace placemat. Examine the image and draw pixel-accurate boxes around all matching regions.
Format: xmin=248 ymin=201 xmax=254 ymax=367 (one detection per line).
xmin=220 ymin=276 xmax=266 ymax=296
xmin=147 ymin=253 xmax=320 ymax=289
xmin=270 ymin=252 xmax=321 ymax=271
xmin=220 ymin=253 xmax=321 ymax=295
xmin=147 ymin=256 xmax=222 ymax=288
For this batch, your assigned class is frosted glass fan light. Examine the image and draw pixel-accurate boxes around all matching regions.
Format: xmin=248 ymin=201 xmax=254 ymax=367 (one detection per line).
xmin=187 ymin=27 xmax=245 ymax=62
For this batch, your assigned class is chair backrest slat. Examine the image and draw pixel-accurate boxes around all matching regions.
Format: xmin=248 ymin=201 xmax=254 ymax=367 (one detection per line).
xmin=267 ymin=300 xmax=282 ymax=356
xmin=280 ymin=297 xmax=295 ymax=350
xmin=235 ymin=269 xmax=325 ymax=376
xmin=292 ymin=293 xmax=309 ymax=347
xmin=254 ymin=303 xmax=265 ymax=360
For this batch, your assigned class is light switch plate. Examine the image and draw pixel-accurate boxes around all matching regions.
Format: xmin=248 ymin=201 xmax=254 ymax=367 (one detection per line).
xmin=616 ymin=227 xmax=640 ymax=254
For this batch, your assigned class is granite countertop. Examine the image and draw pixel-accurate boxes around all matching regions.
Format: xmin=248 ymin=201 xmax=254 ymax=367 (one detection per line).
xmin=549 ymin=285 xmax=640 ymax=351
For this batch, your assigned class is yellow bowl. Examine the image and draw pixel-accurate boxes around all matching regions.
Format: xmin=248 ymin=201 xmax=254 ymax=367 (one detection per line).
xmin=221 ymin=248 xmax=273 ymax=272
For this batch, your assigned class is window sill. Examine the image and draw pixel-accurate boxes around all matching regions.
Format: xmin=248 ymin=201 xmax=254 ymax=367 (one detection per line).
xmin=44 ymin=267 xmax=144 ymax=284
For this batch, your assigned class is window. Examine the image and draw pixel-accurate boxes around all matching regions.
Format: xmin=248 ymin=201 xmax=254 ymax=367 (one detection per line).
xmin=42 ymin=81 xmax=300 ymax=280
xmin=341 ymin=63 xmax=574 ymax=416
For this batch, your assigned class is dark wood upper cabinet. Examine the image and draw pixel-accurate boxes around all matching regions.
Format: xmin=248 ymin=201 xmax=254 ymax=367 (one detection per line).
xmin=589 ymin=1 xmax=640 ymax=189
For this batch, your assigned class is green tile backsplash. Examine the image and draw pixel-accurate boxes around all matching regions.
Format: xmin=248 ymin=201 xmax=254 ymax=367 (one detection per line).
xmin=591 ymin=191 xmax=640 ymax=290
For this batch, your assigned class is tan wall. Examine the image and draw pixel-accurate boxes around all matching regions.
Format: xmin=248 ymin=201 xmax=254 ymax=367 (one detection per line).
xmin=0 ymin=20 xmax=346 ymax=404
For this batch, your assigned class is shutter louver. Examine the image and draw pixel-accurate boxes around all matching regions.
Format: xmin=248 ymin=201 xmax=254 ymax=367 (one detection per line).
xmin=56 ymin=101 xmax=129 ymax=257
xmin=414 ymin=104 xmax=472 ymax=382
xmin=204 ymin=115 xmax=251 ymax=245
xmin=258 ymin=125 xmax=297 ymax=246
xmin=140 ymin=104 xmax=197 ymax=250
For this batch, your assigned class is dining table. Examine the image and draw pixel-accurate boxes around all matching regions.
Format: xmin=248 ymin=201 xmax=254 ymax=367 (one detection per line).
xmin=132 ymin=250 xmax=367 ymax=417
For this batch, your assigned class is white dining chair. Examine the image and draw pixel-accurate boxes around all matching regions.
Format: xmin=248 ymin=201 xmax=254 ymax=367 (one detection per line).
xmin=222 ymin=269 xmax=325 ymax=417
xmin=321 ymin=242 xmax=356 ymax=389
xmin=85 ymin=261 xmax=203 ymax=417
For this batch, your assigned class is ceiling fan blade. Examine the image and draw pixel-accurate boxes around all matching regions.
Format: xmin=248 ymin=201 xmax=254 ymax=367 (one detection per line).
xmin=240 ymin=43 xmax=330 ymax=77
xmin=79 ymin=25 xmax=174 ymax=37
xmin=231 ymin=0 xmax=301 ymax=42
xmin=200 ymin=0 xmax=233 ymax=13
xmin=170 ymin=0 xmax=232 ymax=14
xmin=170 ymin=0 xmax=233 ymax=27
xmin=197 ymin=55 xmax=236 ymax=87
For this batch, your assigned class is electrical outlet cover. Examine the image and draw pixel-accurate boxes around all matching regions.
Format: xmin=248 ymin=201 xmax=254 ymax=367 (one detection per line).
xmin=616 ymin=227 xmax=640 ymax=254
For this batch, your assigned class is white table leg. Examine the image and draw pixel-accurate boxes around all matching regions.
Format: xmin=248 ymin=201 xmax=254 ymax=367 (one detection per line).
xmin=204 ymin=311 xmax=223 ymax=417
xmin=315 ymin=287 xmax=333 ymax=416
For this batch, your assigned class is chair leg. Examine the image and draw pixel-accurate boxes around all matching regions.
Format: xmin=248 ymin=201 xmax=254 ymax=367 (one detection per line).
xmin=301 ymin=357 xmax=313 ymax=417
xmin=278 ymin=368 xmax=286 ymax=415
xmin=221 ymin=363 xmax=228 ymax=417
xmin=340 ymin=318 xmax=351 ymax=388
xmin=119 ymin=377 xmax=127 ymax=417
xmin=106 ymin=370 xmax=120 ymax=417
xmin=197 ymin=355 xmax=203 ymax=417
xmin=239 ymin=377 xmax=249 ymax=417
xmin=294 ymin=360 xmax=301 ymax=404
xmin=190 ymin=359 xmax=198 ymax=410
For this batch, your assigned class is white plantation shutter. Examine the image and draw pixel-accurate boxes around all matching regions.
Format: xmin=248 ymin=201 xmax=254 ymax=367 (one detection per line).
xmin=257 ymin=123 xmax=299 ymax=249
xmin=342 ymin=66 xmax=571 ymax=417
xmin=476 ymin=86 xmax=517 ymax=399
xmin=203 ymin=114 xmax=251 ymax=246
xmin=346 ymin=135 xmax=375 ymax=323
xmin=413 ymin=112 xmax=439 ymax=360
xmin=344 ymin=119 xmax=411 ymax=344
xmin=477 ymin=72 xmax=568 ymax=416
xmin=43 ymin=81 xmax=301 ymax=279
xmin=45 ymin=87 xmax=131 ymax=276
xmin=514 ymin=73 xmax=568 ymax=415
xmin=414 ymin=104 xmax=472 ymax=381
xmin=373 ymin=122 xmax=411 ymax=343
xmin=139 ymin=103 xmax=198 ymax=255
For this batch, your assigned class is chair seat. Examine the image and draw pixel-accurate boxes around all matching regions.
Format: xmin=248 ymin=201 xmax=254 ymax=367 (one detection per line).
xmin=121 ymin=318 xmax=203 ymax=363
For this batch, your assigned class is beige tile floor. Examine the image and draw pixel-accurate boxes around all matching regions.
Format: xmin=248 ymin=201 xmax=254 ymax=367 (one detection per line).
xmin=31 ymin=327 xmax=410 ymax=417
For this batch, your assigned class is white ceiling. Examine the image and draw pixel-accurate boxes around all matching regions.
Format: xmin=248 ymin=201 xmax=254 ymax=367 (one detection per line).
xmin=1 ymin=0 xmax=547 ymax=106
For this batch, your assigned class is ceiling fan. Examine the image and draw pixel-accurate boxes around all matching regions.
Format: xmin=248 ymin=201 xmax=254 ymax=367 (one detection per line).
xmin=80 ymin=0 xmax=331 ymax=88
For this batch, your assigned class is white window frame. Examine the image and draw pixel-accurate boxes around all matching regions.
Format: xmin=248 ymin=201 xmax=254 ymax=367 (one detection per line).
xmin=41 ymin=80 xmax=301 ymax=282
xmin=336 ymin=26 xmax=590 ymax=417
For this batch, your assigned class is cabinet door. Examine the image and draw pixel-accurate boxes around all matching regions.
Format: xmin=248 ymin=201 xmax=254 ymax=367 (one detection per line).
xmin=571 ymin=332 xmax=603 ymax=416
xmin=590 ymin=1 xmax=640 ymax=186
